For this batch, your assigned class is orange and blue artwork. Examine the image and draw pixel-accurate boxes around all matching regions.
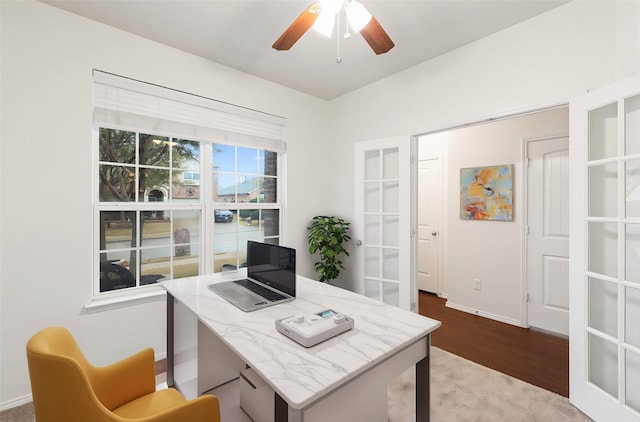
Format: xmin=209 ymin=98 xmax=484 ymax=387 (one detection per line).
xmin=460 ymin=164 xmax=513 ymax=221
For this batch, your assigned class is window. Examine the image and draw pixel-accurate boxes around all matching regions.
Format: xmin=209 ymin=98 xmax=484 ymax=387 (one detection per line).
xmin=94 ymin=71 xmax=286 ymax=296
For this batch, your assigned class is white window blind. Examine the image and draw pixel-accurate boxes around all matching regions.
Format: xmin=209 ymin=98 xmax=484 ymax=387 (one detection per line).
xmin=93 ymin=70 xmax=286 ymax=152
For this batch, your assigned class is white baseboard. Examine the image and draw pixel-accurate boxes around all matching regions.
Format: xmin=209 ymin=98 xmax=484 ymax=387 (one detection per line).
xmin=445 ymin=301 xmax=526 ymax=328
xmin=1 ymin=393 xmax=32 ymax=412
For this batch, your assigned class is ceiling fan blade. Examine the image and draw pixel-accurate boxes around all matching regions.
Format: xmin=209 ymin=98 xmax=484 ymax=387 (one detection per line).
xmin=360 ymin=16 xmax=394 ymax=55
xmin=272 ymin=4 xmax=319 ymax=51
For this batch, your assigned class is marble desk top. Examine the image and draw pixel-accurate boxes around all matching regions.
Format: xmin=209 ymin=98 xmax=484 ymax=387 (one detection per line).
xmin=162 ymin=275 xmax=441 ymax=409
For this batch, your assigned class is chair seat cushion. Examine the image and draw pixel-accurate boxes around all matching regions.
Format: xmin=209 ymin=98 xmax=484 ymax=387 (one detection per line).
xmin=112 ymin=388 xmax=186 ymax=418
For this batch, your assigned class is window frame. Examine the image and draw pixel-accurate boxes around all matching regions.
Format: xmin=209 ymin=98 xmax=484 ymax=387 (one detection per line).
xmin=93 ymin=128 xmax=285 ymax=300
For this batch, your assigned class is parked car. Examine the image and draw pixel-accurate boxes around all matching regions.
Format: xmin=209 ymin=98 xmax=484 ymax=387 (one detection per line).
xmin=214 ymin=209 xmax=233 ymax=222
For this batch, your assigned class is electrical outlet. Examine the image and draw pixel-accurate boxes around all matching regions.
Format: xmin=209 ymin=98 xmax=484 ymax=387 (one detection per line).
xmin=473 ymin=278 xmax=482 ymax=290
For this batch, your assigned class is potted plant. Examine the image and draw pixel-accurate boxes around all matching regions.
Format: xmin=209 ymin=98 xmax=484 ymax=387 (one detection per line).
xmin=307 ymin=216 xmax=351 ymax=283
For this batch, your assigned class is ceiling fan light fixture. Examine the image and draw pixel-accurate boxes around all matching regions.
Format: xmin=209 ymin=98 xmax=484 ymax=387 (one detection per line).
xmin=312 ymin=10 xmax=335 ymax=37
xmin=345 ymin=0 xmax=371 ymax=33
xmin=318 ymin=0 xmax=343 ymax=15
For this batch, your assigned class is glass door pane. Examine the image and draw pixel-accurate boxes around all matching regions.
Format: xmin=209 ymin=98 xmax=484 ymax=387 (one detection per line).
xmin=625 ymin=94 xmax=640 ymax=155
xmin=588 ymin=102 xmax=617 ymax=160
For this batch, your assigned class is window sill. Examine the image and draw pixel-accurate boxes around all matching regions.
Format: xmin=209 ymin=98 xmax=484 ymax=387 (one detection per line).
xmin=84 ymin=287 xmax=166 ymax=313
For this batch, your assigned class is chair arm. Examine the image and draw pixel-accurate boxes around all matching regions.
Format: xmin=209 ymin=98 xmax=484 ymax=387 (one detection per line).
xmin=91 ymin=347 xmax=157 ymax=410
xmin=144 ymin=395 xmax=221 ymax=422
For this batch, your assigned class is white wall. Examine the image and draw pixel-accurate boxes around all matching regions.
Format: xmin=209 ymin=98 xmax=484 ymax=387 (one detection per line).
xmin=329 ymin=0 xmax=640 ymax=299
xmin=442 ymin=108 xmax=569 ymax=325
xmin=0 ymin=1 xmax=332 ymax=408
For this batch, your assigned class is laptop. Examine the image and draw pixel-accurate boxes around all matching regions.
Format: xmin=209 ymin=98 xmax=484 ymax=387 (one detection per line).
xmin=208 ymin=241 xmax=296 ymax=312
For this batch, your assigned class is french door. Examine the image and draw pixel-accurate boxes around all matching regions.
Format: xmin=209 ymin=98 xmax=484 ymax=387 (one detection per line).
xmin=569 ymin=74 xmax=640 ymax=421
xmin=353 ymin=137 xmax=413 ymax=311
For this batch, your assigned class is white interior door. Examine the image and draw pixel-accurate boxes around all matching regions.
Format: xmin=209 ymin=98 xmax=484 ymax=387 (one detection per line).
xmin=526 ymin=136 xmax=570 ymax=335
xmin=569 ymin=74 xmax=640 ymax=421
xmin=354 ymin=137 xmax=413 ymax=311
xmin=417 ymin=158 xmax=441 ymax=294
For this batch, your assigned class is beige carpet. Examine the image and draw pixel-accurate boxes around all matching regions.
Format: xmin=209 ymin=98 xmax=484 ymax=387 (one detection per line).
xmin=388 ymin=346 xmax=592 ymax=421
xmin=1 ymin=346 xmax=592 ymax=421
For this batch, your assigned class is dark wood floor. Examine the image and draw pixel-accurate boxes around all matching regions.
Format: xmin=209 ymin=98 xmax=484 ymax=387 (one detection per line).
xmin=418 ymin=291 xmax=569 ymax=397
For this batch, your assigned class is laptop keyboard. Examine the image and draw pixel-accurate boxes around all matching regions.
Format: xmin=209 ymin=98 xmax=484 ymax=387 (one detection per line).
xmin=234 ymin=279 xmax=286 ymax=302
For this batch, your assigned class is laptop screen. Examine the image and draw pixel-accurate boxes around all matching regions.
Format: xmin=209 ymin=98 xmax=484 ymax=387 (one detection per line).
xmin=247 ymin=241 xmax=296 ymax=297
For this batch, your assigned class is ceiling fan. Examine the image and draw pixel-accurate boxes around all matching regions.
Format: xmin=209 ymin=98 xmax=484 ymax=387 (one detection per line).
xmin=272 ymin=0 xmax=394 ymax=55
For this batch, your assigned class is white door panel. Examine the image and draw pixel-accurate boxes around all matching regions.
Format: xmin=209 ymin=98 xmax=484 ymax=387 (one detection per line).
xmin=526 ymin=137 xmax=570 ymax=335
xmin=417 ymin=159 xmax=441 ymax=293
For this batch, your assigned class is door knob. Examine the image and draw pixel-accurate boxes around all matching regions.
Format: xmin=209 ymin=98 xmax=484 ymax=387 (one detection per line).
xmin=356 ymin=240 xmax=363 ymax=246
xmin=432 ymin=232 xmax=438 ymax=236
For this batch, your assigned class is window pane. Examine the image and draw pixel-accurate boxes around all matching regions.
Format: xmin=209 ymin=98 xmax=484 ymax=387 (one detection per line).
xmin=626 ymin=286 xmax=640 ymax=348
xmin=365 ymin=278 xmax=380 ymax=300
xmin=588 ymin=102 xmax=618 ymax=161
xmin=588 ymin=222 xmax=618 ymax=278
xmin=99 ymin=164 xmax=135 ymax=202
xmin=140 ymin=247 xmax=170 ymax=285
xmin=214 ymin=239 xmax=239 ymax=273
xmin=99 ymin=254 xmax=136 ymax=292
xmin=172 ymin=171 xmax=200 ymax=202
xmin=365 ymin=182 xmax=380 ymax=212
xmin=142 ymin=168 xmax=169 ymax=202
xmin=101 ymin=211 xmax=135 ymax=249
xmin=262 ymin=209 xmax=279 ymax=238
xmin=237 ymin=176 xmax=258 ymax=203
xmin=172 ymin=139 xmax=200 ymax=167
xmin=588 ymin=277 xmax=618 ymax=338
xmin=626 ymin=349 xmax=640 ymax=412
xmin=382 ymin=147 xmax=399 ymax=179
xmin=627 ymin=159 xmax=640 ymax=218
xmin=215 ymin=173 xmax=236 ymax=202
xmin=365 ymin=215 xmax=380 ymax=245
xmin=364 ymin=150 xmax=379 ymax=180
xmin=99 ymin=128 xmax=135 ymax=163
xmin=382 ymin=248 xmax=399 ymax=280
xmin=382 ymin=281 xmax=399 ymax=307
xmin=139 ymin=134 xmax=170 ymax=166
xmin=627 ymin=223 xmax=640 ymax=283
xmin=238 ymin=210 xmax=261 ymax=248
xmin=213 ymin=144 xmax=235 ymax=174
xmin=172 ymin=139 xmax=201 ymax=203
xmin=364 ymin=247 xmax=379 ymax=277
xmin=626 ymin=94 xmax=640 ymax=155
xmin=383 ymin=181 xmax=399 ymax=213
xmin=588 ymin=163 xmax=617 ymax=218
xmin=383 ymin=215 xmax=399 ymax=247
xmin=238 ymin=147 xmax=258 ymax=174
xmin=262 ymin=151 xmax=278 ymax=177
xmin=174 ymin=214 xmax=200 ymax=279
xmin=262 ymin=177 xmax=277 ymax=203
xmin=588 ymin=333 xmax=618 ymax=398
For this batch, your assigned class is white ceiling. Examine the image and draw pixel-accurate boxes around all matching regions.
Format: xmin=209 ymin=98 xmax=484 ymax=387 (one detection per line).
xmin=43 ymin=0 xmax=569 ymax=100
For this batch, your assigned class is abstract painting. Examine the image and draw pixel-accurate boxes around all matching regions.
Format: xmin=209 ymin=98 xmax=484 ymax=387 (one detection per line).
xmin=460 ymin=164 xmax=513 ymax=221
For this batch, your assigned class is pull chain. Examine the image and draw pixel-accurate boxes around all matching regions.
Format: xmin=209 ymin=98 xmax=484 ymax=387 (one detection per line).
xmin=336 ymin=9 xmax=342 ymax=63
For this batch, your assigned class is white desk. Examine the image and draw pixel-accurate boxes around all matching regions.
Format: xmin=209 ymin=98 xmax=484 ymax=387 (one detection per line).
xmin=163 ymin=275 xmax=441 ymax=422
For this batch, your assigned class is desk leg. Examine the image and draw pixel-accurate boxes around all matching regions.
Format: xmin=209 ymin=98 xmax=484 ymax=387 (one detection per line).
xmin=416 ymin=334 xmax=430 ymax=422
xmin=275 ymin=393 xmax=302 ymax=422
xmin=275 ymin=393 xmax=287 ymax=422
xmin=166 ymin=293 xmax=175 ymax=388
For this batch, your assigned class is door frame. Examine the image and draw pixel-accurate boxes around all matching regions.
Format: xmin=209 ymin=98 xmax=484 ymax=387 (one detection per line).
xmin=521 ymin=133 xmax=570 ymax=331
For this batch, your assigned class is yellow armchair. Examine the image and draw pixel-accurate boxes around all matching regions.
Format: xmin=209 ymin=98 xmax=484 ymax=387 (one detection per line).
xmin=26 ymin=326 xmax=221 ymax=421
